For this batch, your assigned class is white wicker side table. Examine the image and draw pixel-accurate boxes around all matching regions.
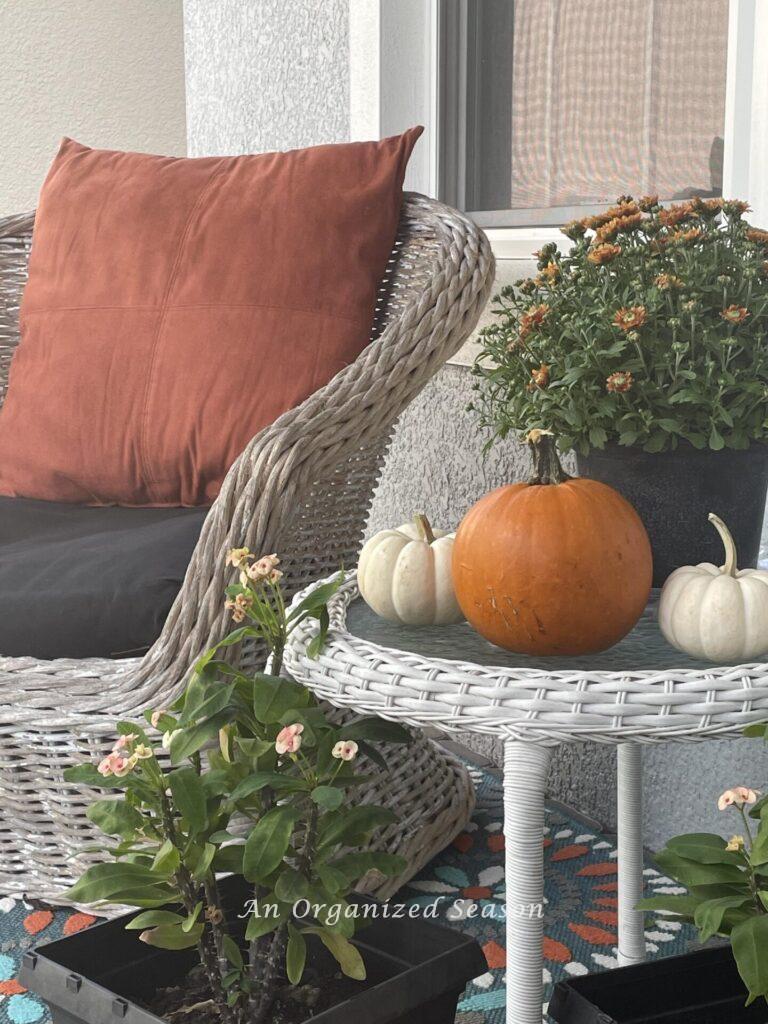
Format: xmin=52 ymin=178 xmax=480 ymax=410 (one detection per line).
xmin=284 ymin=573 xmax=768 ymax=1024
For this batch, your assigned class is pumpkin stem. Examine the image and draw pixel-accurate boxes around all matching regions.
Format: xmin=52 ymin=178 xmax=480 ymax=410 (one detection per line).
xmin=526 ymin=429 xmax=571 ymax=485
xmin=414 ymin=512 xmax=436 ymax=545
xmin=708 ymin=512 xmax=738 ymax=577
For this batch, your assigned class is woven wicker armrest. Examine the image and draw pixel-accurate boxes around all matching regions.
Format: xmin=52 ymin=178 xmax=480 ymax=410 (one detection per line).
xmin=0 ymin=195 xmax=493 ymax=901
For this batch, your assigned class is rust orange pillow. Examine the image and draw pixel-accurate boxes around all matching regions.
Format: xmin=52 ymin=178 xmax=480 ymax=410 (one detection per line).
xmin=0 ymin=129 xmax=422 ymax=505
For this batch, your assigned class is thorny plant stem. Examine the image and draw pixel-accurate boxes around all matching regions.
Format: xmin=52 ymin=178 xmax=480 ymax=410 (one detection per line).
xmin=158 ymin=790 xmax=238 ymax=1024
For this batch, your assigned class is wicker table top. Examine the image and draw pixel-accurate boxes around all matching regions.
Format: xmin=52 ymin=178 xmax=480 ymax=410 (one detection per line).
xmin=284 ymin=572 xmax=768 ymax=745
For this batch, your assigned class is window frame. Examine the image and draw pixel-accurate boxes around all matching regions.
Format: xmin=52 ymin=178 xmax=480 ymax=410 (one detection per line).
xmin=349 ymin=0 xmax=765 ymax=253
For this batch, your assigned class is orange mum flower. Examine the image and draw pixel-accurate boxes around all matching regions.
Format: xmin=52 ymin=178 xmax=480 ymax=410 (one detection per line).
xmin=605 ymin=200 xmax=640 ymax=220
xmin=723 ymin=199 xmax=750 ymax=217
xmin=587 ymin=243 xmax=622 ymax=265
xmin=595 ymin=217 xmax=621 ymax=242
xmin=606 ymin=371 xmax=634 ymax=393
xmin=537 ymin=263 xmax=560 ymax=285
xmin=721 ymin=305 xmax=750 ymax=325
xmin=747 ymin=228 xmax=768 ymax=246
xmin=669 ymin=226 xmax=703 ymax=245
xmin=654 ymin=273 xmax=683 ymax=290
xmin=614 ymin=306 xmax=646 ymax=331
xmin=638 ymin=194 xmax=659 ymax=212
xmin=518 ymin=303 xmax=550 ymax=342
xmin=528 ymin=363 xmax=550 ymax=390
xmin=659 ymin=202 xmax=696 ymax=228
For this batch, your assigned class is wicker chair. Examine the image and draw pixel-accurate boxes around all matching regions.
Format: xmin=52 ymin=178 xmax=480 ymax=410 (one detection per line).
xmin=0 ymin=196 xmax=495 ymax=903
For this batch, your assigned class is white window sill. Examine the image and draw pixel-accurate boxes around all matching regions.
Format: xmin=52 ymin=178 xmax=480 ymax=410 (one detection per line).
xmin=484 ymin=226 xmax=566 ymax=261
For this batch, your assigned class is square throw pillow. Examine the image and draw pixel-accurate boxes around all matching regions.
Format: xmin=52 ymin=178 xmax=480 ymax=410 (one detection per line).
xmin=0 ymin=128 xmax=422 ymax=505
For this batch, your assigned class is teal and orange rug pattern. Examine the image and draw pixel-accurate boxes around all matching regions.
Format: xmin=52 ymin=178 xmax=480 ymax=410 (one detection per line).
xmin=0 ymin=759 xmax=697 ymax=1024
xmin=401 ymin=761 xmax=699 ymax=1022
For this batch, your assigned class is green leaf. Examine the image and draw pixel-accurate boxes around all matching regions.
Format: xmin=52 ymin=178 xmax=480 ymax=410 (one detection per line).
xmin=636 ymin=894 xmax=700 ymax=918
xmin=317 ymin=865 xmax=348 ymax=894
xmin=694 ymin=895 xmax=751 ymax=941
xmin=328 ymin=851 xmax=406 ymax=884
xmin=654 ymin=849 xmax=745 ymax=888
xmin=304 ymin=927 xmax=365 ymax=981
xmin=152 ymin=839 xmax=181 ymax=873
xmin=244 ymin=901 xmax=287 ymax=941
xmin=222 ymin=935 xmax=243 ymax=970
xmin=286 ymin=922 xmax=307 ymax=986
xmin=64 ymin=763 xmax=118 ymax=788
xmin=189 ymin=842 xmax=216 ymax=881
xmin=243 ymin=806 xmax=299 ymax=882
xmin=311 ymin=786 xmax=344 ymax=810
xmin=358 ymin=739 xmax=390 ymax=771
xmin=125 ymin=910 xmax=186 ymax=931
xmin=183 ymin=903 xmax=203 ymax=932
xmin=212 ymin=843 xmax=245 ymax=875
xmin=307 ymin=606 xmax=330 ymax=659
xmin=253 ymin=676 xmax=310 ymax=724
xmin=709 ymin=423 xmax=725 ymax=451
xmin=179 ymin=683 xmax=236 ymax=727
xmin=231 ymin=772 xmax=308 ymax=802
xmin=318 ymin=805 xmax=396 ymax=850
xmin=340 ymin=718 xmax=411 ymax=745
xmin=235 ymin=738 xmax=275 ymax=760
xmin=64 ymin=862 xmax=169 ymax=904
xmin=749 ymin=823 xmax=768 ymax=866
xmin=743 ymin=723 xmax=768 ymax=740
xmin=666 ymin=834 xmax=742 ymax=866
xmin=168 ymin=767 xmax=207 ymax=832
xmin=86 ymin=799 xmax=144 ymax=838
xmin=169 ymin=713 xmax=231 ymax=765
xmin=140 ymin=923 xmax=204 ymax=950
xmin=731 ymin=915 xmax=768 ymax=1004
xmin=588 ymin=425 xmax=608 ymax=448
xmin=274 ymin=867 xmax=309 ymax=903
xmin=288 ymin=575 xmax=343 ymax=623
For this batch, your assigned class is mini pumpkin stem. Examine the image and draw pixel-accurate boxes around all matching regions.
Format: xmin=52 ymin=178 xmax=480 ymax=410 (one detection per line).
xmin=708 ymin=512 xmax=738 ymax=577
xmin=526 ymin=429 xmax=571 ymax=486
xmin=414 ymin=512 xmax=436 ymax=545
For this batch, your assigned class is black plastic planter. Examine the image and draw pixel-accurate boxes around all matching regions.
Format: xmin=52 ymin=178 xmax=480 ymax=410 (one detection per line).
xmin=576 ymin=442 xmax=768 ymax=587
xmin=19 ymin=875 xmax=485 ymax=1024
xmin=549 ymin=946 xmax=767 ymax=1024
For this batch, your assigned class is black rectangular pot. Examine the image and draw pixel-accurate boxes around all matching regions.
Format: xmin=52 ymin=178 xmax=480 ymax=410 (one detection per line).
xmin=548 ymin=946 xmax=767 ymax=1024
xmin=19 ymin=875 xmax=485 ymax=1024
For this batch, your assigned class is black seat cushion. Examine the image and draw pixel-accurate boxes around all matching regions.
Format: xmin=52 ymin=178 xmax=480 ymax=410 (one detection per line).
xmin=0 ymin=497 xmax=207 ymax=659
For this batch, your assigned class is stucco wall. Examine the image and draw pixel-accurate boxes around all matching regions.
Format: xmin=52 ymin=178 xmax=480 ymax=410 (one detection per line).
xmin=0 ymin=0 xmax=186 ymax=216
xmin=183 ymin=0 xmax=767 ymax=850
xmin=184 ymin=0 xmax=349 ymax=156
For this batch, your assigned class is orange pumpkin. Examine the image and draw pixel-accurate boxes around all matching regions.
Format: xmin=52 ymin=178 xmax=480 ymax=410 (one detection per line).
xmin=452 ymin=430 xmax=652 ymax=655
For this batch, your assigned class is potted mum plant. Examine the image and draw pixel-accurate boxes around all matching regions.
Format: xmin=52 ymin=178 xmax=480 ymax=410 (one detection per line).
xmin=472 ymin=196 xmax=768 ymax=585
xmin=20 ymin=552 xmax=484 ymax=1024
xmin=550 ymin=723 xmax=768 ymax=1023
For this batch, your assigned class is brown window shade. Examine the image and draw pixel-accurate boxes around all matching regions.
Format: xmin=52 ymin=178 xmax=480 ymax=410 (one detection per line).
xmin=459 ymin=0 xmax=729 ymax=223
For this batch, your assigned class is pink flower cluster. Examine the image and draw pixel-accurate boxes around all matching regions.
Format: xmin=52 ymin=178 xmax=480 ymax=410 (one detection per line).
xmin=718 ymin=786 xmax=759 ymax=811
xmin=97 ymin=732 xmax=153 ymax=778
xmin=275 ymin=723 xmax=304 ymax=755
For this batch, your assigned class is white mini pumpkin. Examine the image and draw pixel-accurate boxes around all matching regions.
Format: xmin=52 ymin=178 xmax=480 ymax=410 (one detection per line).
xmin=357 ymin=514 xmax=463 ymax=625
xmin=659 ymin=513 xmax=768 ymax=663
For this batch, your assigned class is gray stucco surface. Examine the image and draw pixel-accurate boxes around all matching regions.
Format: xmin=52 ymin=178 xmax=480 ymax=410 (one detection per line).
xmin=183 ymin=0 xmax=767 ymax=850
xmin=184 ymin=0 xmax=349 ymax=156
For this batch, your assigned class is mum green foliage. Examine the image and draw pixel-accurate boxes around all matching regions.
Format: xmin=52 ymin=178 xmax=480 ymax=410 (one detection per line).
xmin=471 ymin=196 xmax=768 ymax=455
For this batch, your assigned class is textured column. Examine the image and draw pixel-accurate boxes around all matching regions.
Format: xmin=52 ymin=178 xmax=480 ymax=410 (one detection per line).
xmin=617 ymin=742 xmax=646 ymax=965
xmin=503 ymin=739 xmax=552 ymax=1024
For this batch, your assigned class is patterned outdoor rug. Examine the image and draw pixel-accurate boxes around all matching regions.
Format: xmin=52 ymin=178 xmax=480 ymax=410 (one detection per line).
xmin=0 ymin=758 xmax=697 ymax=1024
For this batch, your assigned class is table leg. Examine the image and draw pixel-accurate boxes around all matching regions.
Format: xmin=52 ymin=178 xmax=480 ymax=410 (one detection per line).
xmin=503 ymin=738 xmax=552 ymax=1024
xmin=617 ymin=742 xmax=646 ymax=966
